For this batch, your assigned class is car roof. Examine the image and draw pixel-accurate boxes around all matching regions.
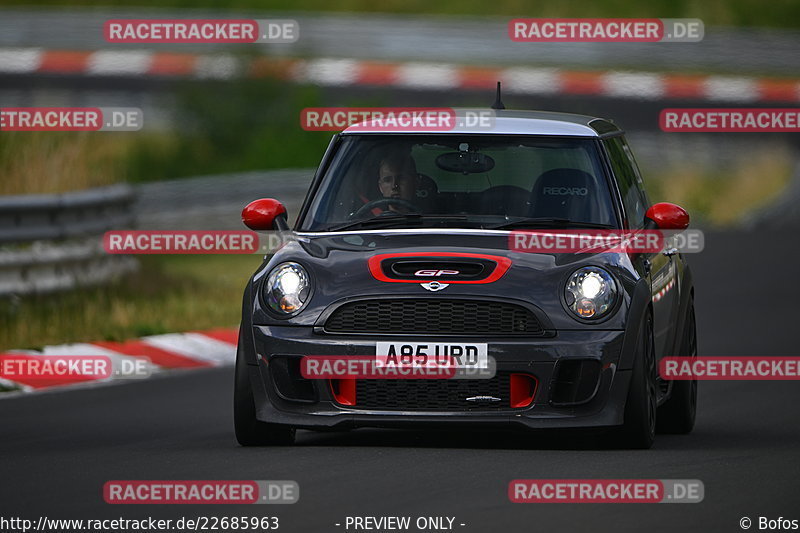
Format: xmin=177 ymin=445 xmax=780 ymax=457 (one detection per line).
xmin=341 ymin=109 xmax=621 ymax=137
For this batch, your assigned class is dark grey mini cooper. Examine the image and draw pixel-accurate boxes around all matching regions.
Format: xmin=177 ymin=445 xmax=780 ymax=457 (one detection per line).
xmin=234 ymin=109 xmax=697 ymax=449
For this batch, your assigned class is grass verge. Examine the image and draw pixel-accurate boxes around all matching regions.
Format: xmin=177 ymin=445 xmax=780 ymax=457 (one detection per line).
xmin=0 ymin=254 xmax=261 ymax=351
xmin=0 ymin=1 xmax=798 ymax=29
xmin=0 ymin=132 xmax=132 ymax=196
xmin=0 ymin=79 xmax=332 ymax=195
xmin=646 ymin=146 xmax=794 ymax=226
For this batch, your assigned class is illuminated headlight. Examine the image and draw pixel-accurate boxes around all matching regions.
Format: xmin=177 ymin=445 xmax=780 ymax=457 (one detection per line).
xmin=565 ymin=267 xmax=617 ymax=320
xmin=263 ymin=262 xmax=311 ymax=315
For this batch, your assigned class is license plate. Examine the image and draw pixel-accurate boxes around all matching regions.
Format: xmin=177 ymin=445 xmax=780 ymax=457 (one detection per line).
xmin=375 ymin=342 xmax=488 ymax=369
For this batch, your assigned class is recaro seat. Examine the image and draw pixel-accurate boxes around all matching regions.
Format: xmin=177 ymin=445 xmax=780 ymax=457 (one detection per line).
xmin=528 ymin=168 xmax=599 ymax=221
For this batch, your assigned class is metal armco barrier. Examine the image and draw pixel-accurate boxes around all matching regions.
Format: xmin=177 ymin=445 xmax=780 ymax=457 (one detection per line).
xmin=0 ymin=184 xmax=138 ymax=296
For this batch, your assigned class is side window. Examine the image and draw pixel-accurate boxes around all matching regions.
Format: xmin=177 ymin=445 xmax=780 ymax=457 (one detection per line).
xmin=620 ymin=137 xmax=650 ymax=206
xmin=605 ymin=137 xmax=648 ymax=228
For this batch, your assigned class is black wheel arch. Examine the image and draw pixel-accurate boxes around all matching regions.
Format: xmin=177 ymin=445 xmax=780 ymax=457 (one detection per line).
xmin=670 ymin=263 xmax=695 ymax=358
xmin=618 ymin=277 xmax=653 ymax=370
xmin=239 ymin=274 xmax=259 ymax=365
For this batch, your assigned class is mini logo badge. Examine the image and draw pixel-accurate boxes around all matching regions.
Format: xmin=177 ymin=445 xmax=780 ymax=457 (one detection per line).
xmin=421 ymin=281 xmax=449 ymax=292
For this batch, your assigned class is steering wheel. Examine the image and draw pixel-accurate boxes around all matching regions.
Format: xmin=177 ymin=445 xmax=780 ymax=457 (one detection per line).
xmin=353 ymin=198 xmax=421 ymax=218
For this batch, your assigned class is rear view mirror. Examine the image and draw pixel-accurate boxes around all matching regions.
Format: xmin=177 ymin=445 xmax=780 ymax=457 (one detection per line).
xmin=435 ymin=152 xmax=495 ymax=174
xmin=645 ymin=202 xmax=690 ymax=230
xmin=242 ymin=198 xmax=289 ymax=231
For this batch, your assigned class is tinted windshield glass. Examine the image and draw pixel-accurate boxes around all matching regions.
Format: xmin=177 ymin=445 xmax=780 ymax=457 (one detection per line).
xmin=300 ymin=135 xmax=617 ymax=231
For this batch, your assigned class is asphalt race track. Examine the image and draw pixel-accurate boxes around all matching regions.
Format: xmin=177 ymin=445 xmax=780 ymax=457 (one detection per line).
xmin=3 ymin=229 xmax=799 ymax=532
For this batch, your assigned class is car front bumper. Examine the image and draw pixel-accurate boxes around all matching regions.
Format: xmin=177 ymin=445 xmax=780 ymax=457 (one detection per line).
xmin=245 ymin=325 xmax=633 ymax=430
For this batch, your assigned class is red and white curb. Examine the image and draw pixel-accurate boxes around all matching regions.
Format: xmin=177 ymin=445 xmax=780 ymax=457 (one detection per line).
xmin=1 ymin=47 xmax=798 ymax=103
xmin=0 ymin=328 xmax=237 ymax=394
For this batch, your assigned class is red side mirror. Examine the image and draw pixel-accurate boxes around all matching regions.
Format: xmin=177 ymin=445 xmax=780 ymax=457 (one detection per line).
xmin=645 ymin=202 xmax=689 ymax=230
xmin=242 ymin=198 xmax=287 ymax=230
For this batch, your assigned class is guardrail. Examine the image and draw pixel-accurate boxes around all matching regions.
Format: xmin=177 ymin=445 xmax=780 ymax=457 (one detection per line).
xmin=0 ymin=184 xmax=138 ymax=296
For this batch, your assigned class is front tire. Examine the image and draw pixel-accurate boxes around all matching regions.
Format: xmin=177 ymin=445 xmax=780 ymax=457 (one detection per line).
xmin=608 ymin=314 xmax=657 ymax=449
xmin=234 ymin=338 xmax=296 ymax=446
xmin=657 ymin=299 xmax=698 ymax=434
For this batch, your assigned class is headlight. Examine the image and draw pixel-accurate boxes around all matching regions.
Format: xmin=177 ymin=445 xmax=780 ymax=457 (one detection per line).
xmin=263 ymin=262 xmax=311 ymax=315
xmin=565 ymin=267 xmax=617 ymax=320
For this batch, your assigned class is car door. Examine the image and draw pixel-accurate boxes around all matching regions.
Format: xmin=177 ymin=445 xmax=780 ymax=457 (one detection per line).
xmin=604 ymin=136 xmax=679 ymax=360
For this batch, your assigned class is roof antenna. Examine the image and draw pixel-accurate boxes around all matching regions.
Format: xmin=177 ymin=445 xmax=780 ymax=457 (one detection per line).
xmin=491 ymin=81 xmax=505 ymax=110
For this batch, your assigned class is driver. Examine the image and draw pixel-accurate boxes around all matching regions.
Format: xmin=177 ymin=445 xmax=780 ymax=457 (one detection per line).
xmin=359 ymin=153 xmax=419 ymax=215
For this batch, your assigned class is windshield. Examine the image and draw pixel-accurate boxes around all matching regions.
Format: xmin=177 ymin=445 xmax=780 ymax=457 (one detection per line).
xmin=299 ymin=134 xmax=618 ymax=231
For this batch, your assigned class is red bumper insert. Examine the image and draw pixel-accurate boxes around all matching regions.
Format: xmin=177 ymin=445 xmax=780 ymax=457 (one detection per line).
xmin=510 ymin=373 xmax=538 ymax=408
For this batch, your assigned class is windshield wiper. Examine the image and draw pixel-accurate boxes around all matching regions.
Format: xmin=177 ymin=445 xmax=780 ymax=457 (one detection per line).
xmin=327 ymin=214 xmax=471 ymax=232
xmin=327 ymin=214 xmax=423 ymax=232
xmin=487 ymin=217 xmax=614 ymax=230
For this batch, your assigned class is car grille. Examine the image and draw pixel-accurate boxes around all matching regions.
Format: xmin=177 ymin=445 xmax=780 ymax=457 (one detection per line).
xmin=324 ymin=299 xmax=544 ymax=335
xmin=354 ymin=372 xmax=513 ymax=411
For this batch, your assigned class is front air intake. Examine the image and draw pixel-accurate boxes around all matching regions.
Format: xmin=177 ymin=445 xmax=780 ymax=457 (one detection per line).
xmin=324 ymin=299 xmax=545 ymax=336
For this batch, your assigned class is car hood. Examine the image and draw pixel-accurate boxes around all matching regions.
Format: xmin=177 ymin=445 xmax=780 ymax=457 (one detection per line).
xmin=253 ymin=230 xmax=638 ymax=330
